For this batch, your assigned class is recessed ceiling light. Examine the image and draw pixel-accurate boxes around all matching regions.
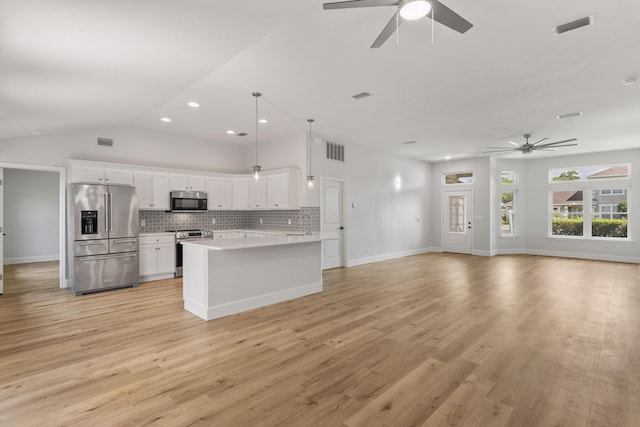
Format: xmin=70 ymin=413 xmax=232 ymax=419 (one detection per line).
xmin=226 ymin=130 xmax=236 ymax=135
xmin=556 ymin=111 xmax=583 ymax=119
xmin=187 ymin=101 xmax=200 ymax=108
xmin=258 ymin=118 xmax=268 ymax=124
xmin=623 ymin=78 xmax=637 ymax=86
xmin=32 ymin=129 xmax=43 ymax=135
xmin=161 ymin=117 xmax=172 ymax=122
xmin=445 ymin=155 xmax=451 ymax=160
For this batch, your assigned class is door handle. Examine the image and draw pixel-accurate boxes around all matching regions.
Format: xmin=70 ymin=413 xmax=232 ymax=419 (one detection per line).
xmin=113 ymin=238 xmax=137 ymax=244
xmin=109 ymin=192 xmax=114 ymax=231
xmin=339 ymin=226 xmax=344 ymax=230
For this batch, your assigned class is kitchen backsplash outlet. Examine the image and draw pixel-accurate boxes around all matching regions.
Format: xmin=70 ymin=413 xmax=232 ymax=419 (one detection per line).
xmin=139 ymin=207 xmax=320 ymax=234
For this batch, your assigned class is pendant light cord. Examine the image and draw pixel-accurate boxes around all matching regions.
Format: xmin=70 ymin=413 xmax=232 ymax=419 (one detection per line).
xmin=307 ymin=119 xmax=314 ymax=175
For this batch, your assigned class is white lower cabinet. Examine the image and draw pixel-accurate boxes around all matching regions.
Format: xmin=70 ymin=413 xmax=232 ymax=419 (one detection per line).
xmin=140 ymin=234 xmax=175 ymax=281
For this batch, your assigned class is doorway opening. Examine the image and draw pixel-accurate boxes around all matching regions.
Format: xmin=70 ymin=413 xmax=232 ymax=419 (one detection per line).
xmin=0 ymin=163 xmax=66 ymax=295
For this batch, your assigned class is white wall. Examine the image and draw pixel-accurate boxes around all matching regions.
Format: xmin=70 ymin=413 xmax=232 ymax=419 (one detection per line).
xmin=3 ymin=169 xmax=59 ymax=264
xmin=430 ymin=157 xmax=492 ymax=255
xmin=312 ymin=139 xmax=432 ymax=265
xmin=0 ymin=126 xmax=249 ymax=173
xmin=522 ymin=148 xmax=639 ymax=263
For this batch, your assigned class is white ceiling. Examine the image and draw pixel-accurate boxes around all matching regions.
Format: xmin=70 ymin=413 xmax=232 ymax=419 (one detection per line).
xmin=1 ymin=0 xmax=639 ymax=162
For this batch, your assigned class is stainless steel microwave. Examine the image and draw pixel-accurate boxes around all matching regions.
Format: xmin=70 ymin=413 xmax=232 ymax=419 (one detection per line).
xmin=170 ymin=191 xmax=207 ymax=211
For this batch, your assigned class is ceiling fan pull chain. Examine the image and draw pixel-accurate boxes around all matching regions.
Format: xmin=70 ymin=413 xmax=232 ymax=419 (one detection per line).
xmin=431 ymin=4 xmax=435 ymax=45
xmin=396 ymin=11 xmax=399 ymax=48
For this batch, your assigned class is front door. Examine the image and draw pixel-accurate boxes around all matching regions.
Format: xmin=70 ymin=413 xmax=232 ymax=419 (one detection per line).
xmin=322 ymin=179 xmax=344 ymax=269
xmin=442 ymin=190 xmax=473 ymax=254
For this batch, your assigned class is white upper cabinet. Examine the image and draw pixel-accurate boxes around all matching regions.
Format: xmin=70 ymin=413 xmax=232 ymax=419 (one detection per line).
xmin=169 ymin=174 xmax=206 ymax=192
xmin=232 ymin=176 xmax=251 ymax=210
xmin=266 ymin=170 xmax=300 ymax=209
xmin=134 ymin=171 xmax=169 ymax=210
xmin=250 ymin=177 xmax=267 ymax=209
xmin=68 ymin=164 xmax=133 ymax=185
xmin=206 ymin=177 xmax=233 ymax=210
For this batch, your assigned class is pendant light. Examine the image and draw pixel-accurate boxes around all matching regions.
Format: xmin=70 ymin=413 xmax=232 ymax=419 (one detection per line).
xmin=252 ymin=91 xmax=262 ymax=180
xmin=307 ymin=118 xmax=315 ymax=189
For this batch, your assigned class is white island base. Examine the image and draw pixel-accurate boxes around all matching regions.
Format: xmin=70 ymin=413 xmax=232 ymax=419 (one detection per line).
xmin=182 ymin=237 xmax=325 ymax=321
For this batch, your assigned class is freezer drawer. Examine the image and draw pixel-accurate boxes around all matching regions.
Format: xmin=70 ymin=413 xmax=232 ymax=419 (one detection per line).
xmin=73 ymin=240 xmax=109 ymax=257
xmin=72 ymin=252 xmax=139 ymax=295
xmin=109 ymin=237 xmax=138 ymax=253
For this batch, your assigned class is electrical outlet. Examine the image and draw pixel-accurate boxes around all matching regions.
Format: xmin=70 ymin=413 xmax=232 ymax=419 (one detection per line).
xmin=260 ymin=218 xmax=263 ymax=224
xmin=288 ymin=219 xmax=291 ymax=225
xmin=140 ymin=219 xmax=145 ymax=227
xmin=294 ymin=271 xmax=299 ymax=279
xmin=212 ymin=218 xmax=216 ymax=225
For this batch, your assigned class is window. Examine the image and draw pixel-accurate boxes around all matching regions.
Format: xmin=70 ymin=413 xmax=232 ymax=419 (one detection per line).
xmin=549 ymin=164 xmax=630 ymax=239
xmin=501 ymin=191 xmax=517 ymax=236
xmin=444 ymin=172 xmax=473 ymax=185
xmin=591 ymin=189 xmax=628 ymax=238
xmin=549 ymin=164 xmax=630 ymax=183
xmin=551 ymin=191 xmax=584 ymax=236
xmin=501 ymin=171 xmax=516 ymax=184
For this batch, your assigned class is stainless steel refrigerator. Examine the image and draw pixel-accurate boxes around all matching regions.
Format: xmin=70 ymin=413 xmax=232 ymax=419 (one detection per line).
xmin=67 ymin=183 xmax=139 ymax=295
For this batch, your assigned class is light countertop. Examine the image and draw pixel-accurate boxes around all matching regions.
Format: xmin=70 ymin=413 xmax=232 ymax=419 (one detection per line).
xmin=181 ymin=233 xmax=338 ymax=251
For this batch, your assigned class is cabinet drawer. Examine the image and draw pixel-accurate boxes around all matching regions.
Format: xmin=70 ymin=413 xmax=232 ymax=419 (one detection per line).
xmin=140 ymin=234 xmax=175 ymax=245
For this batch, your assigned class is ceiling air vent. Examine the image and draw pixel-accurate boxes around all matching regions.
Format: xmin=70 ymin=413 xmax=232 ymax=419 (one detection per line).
xmin=326 ymin=141 xmax=345 ymax=162
xmin=553 ymin=15 xmax=594 ymax=35
xmin=97 ymin=137 xmax=113 ymax=147
xmin=352 ymin=92 xmax=371 ymax=100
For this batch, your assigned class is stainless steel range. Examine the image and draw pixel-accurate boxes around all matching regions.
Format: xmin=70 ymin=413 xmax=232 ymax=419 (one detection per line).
xmin=171 ymin=229 xmax=213 ymax=277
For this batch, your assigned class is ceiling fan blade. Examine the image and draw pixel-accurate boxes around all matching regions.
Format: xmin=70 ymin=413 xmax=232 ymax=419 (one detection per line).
xmin=427 ymin=1 xmax=473 ymax=33
xmin=323 ymin=0 xmax=398 ymax=10
xmin=485 ymin=146 xmax=515 ymax=149
xmin=507 ymin=141 xmax=520 ymax=146
xmin=483 ymin=149 xmax=517 ymax=153
xmin=537 ymin=138 xmax=578 ymax=147
xmin=538 ymin=143 xmax=578 ymax=148
xmin=371 ymin=12 xmax=403 ymax=48
xmin=532 ymin=137 xmax=549 ymax=145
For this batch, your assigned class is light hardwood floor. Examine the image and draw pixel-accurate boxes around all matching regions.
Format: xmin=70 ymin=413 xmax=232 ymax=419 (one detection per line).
xmin=0 ymin=254 xmax=638 ymax=426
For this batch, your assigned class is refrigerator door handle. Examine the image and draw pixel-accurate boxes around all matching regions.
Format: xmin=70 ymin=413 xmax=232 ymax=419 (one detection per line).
xmin=113 ymin=238 xmax=137 ymax=244
xmin=104 ymin=192 xmax=109 ymax=231
xmin=80 ymin=253 xmax=138 ymax=262
xmin=79 ymin=241 xmax=105 ymax=246
xmin=109 ymin=192 xmax=114 ymax=232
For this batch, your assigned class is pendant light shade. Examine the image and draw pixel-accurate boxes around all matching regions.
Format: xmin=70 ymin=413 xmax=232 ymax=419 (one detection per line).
xmin=307 ymin=118 xmax=315 ymax=189
xmin=252 ymin=92 xmax=262 ymax=180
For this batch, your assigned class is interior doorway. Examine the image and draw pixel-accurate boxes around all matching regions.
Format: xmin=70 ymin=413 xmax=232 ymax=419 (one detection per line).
xmin=0 ymin=163 xmax=66 ymax=294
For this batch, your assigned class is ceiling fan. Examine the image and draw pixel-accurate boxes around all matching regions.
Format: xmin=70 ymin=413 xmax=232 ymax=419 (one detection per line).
xmin=484 ymin=134 xmax=578 ymax=155
xmin=322 ymin=0 xmax=473 ymax=48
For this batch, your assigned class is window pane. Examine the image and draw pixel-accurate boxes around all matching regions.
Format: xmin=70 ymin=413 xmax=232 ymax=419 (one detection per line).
xmin=445 ymin=172 xmax=473 ymax=184
xmin=591 ymin=189 xmax=628 ymax=238
xmin=549 ymin=164 xmax=630 ymax=183
xmin=501 ymin=192 xmax=515 ymax=235
xmin=448 ymin=196 xmax=465 ymax=232
xmin=552 ymin=191 xmax=583 ymax=236
xmin=501 ymin=171 xmax=515 ymax=184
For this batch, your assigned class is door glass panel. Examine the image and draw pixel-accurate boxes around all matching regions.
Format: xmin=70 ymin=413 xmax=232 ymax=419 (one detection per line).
xmin=448 ymin=196 xmax=465 ymax=233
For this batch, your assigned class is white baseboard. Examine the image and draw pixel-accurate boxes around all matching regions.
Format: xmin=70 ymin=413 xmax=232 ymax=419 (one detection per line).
xmin=346 ymin=247 xmax=436 ymax=267
xmin=523 ymin=249 xmax=640 ymax=264
xmin=471 ymin=249 xmax=495 ymax=257
xmin=4 ymin=254 xmax=59 ymax=265
xmin=495 ymin=248 xmax=526 ymax=256
xmin=185 ymin=281 xmax=323 ymax=321
xmin=140 ymin=272 xmax=175 ymax=283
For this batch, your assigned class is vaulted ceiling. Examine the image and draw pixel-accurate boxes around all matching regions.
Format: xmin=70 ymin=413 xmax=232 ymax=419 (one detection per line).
xmin=1 ymin=0 xmax=639 ymax=161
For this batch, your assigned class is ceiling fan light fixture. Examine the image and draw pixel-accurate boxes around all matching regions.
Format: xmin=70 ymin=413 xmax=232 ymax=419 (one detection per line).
xmin=399 ymin=0 xmax=431 ymax=21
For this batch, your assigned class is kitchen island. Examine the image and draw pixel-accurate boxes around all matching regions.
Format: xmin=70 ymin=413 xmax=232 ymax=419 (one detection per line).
xmin=181 ymin=234 xmax=336 ymax=320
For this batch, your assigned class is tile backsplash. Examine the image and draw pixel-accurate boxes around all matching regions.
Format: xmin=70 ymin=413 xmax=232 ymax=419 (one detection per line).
xmin=140 ymin=207 xmax=320 ymax=234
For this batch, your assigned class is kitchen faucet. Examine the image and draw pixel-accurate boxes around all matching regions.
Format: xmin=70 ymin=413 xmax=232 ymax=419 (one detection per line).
xmin=299 ymin=214 xmax=312 ymax=235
